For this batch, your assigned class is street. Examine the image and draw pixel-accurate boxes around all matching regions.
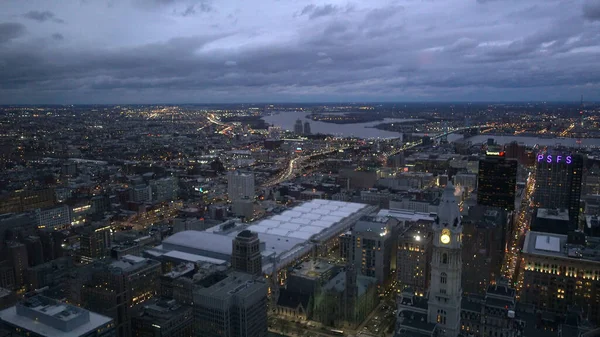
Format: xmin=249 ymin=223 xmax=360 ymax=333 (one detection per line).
xmin=502 ymin=172 xmax=536 ymax=285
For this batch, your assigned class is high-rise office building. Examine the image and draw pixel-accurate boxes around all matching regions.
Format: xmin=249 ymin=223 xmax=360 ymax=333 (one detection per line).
xmin=461 ymin=208 xmax=505 ymax=295
xmin=0 ymin=188 xmax=56 ymax=214
xmin=477 ymin=152 xmax=517 ymax=210
xmin=7 ymin=243 xmax=28 ymax=290
xmin=22 ymin=236 xmax=44 ymax=267
xmin=131 ymin=299 xmax=193 ymax=337
xmin=0 ymin=295 xmax=115 ymax=337
xmin=351 ymin=216 xmax=398 ymax=285
xmin=397 ymin=224 xmax=431 ymax=295
xmin=303 ymin=121 xmax=311 ymax=135
xmin=0 ymin=213 xmax=36 ymax=252
xmin=193 ymin=271 xmax=268 ymax=337
xmin=130 ymin=185 xmax=152 ymax=203
xmin=227 ymin=171 xmax=255 ymax=202
xmin=79 ymin=224 xmax=112 ymax=264
xmin=521 ymin=231 xmax=600 ymax=325
xmin=534 ymin=152 xmax=584 ymax=230
xmin=35 ymin=204 xmax=71 ymax=231
xmin=294 ymin=119 xmax=304 ymax=135
xmin=150 ymin=177 xmax=179 ymax=202
xmin=81 ymin=255 xmax=161 ymax=337
xmin=231 ymin=230 xmax=262 ymax=276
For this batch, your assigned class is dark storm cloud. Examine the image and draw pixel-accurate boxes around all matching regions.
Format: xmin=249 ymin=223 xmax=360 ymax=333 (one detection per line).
xmin=179 ymin=2 xmax=213 ymax=16
xmin=583 ymin=0 xmax=600 ymax=21
xmin=0 ymin=0 xmax=599 ymax=103
xmin=23 ymin=10 xmax=65 ymax=23
xmin=0 ymin=23 xmax=26 ymax=44
xmin=299 ymin=4 xmax=352 ymax=20
xmin=181 ymin=5 xmax=197 ymax=16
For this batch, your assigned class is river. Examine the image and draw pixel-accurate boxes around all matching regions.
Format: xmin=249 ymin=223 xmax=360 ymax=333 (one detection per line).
xmin=262 ymin=111 xmax=600 ymax=147
xmin=262 ymin=111 xmax=416 ymax=139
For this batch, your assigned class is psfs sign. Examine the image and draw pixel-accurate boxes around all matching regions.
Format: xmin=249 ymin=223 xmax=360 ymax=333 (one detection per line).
xmin=537 ymin=154 xmax=572 ymax=164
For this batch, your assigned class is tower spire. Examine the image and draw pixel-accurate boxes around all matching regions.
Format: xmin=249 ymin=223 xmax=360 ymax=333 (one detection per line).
xmin=427 ymin=180 xmax=463 ymax=337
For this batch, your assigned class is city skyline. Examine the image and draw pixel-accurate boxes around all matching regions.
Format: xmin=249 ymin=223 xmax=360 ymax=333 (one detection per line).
xmin=1 ymin=101 xmax=600 ymax=336
xmin=1 ymin=0 xmax=600 ymax=104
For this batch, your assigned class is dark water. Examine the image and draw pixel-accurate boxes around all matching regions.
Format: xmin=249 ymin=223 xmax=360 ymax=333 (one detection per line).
xmin=262 ymin=111 xmax=418 ymax=139
xmin=263 ymin=111 xmax=600 ymax=147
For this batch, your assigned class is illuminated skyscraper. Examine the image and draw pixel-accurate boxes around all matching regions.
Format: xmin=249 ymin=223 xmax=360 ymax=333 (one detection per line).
xmin=397 ymin=224 xmax=431 ymax=295
xmin=351 ymin=216 xmax=398 ymax=285
xmin=534 ymin=152 xmax=584 ymax=230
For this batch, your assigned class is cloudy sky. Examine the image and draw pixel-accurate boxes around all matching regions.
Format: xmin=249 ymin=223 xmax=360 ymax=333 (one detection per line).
xmin=1 ymin=0 xmax=599 ymax=104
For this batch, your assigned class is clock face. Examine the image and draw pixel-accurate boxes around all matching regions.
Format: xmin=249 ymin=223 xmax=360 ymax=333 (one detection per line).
xmin=440 ymin=229 xmax=451 ymax=244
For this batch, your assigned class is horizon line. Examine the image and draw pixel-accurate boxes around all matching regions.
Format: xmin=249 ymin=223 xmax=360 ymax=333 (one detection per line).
xmin=0 ymin=100 xmax=596 ymax=106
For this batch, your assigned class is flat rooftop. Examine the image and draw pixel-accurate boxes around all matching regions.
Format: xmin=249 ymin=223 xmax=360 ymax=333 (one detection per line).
xmin=194 ymin=271 xmax=264 ymax=299
xmin=354 ymin=218 xmax=390 ymax=235
xmin=377 ymin=208 xmax=436 ymax=222
xmin=0 ymin=297 xmax=112 ymax=337
xmin=291 ymin=260 xmax=336 ymax=279
xmin=109 ymin=254 xmax=159 ymax=273
xmin=163 ymin=263 xmax=195 ymax=279
xmin=523 ymin=231 xmax=600 ymax=262
xmin=537 ymin=208 xmax=569 ymax=221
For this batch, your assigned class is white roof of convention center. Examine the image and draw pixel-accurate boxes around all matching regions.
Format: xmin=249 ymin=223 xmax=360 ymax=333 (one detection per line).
xmin=162 ymin=231 xmax=233 ymax=256
xmin=254 ymin=232 xmax=306 ymax=256
xmin=159 ymin=200 xmax=369 ymax=266
xmin=245 ymin=199 xmax=367 ymax=242
xmin=163 ymin=250 xmax=227 ymax=265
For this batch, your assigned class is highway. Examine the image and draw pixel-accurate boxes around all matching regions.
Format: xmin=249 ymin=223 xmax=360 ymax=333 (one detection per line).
xmin=206 ymin=112 xmax=492 ymax=188
xmin=206 ymin=113 xmax=226 ymax=126
xmin=263 ymin=125 xmax=493 ymax=187
xmin=263 ymin=147 xmax=349 ymax=187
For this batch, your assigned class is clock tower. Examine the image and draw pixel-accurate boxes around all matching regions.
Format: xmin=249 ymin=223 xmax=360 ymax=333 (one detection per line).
xmin=428 ymin=182 xmax=462 ymax=337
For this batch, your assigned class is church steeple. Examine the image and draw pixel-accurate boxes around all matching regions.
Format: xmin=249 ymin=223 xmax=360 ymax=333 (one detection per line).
xmin=428 ymin=181 xmax=462 ymax=337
